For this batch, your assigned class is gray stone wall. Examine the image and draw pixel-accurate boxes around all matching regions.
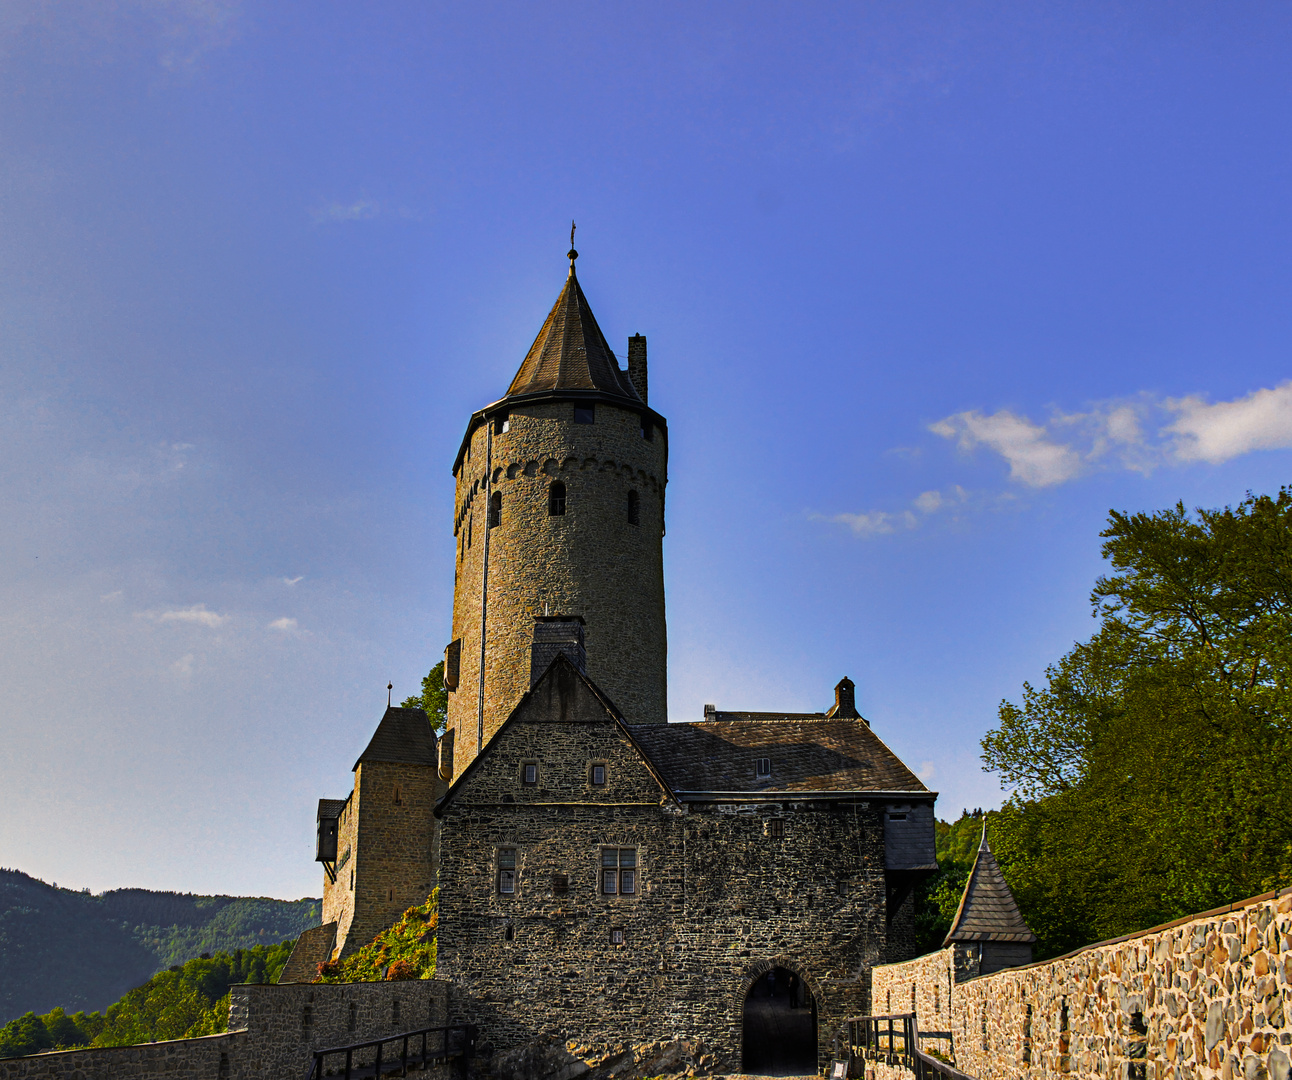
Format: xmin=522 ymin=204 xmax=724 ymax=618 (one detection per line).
xmin=446 ymin=398 xmax=668 ymax=778
xmin=871 ymin=888 xmax=1292 ymax=1080
xmin=0 ymin=982 xmax=451 ymax=1080
xmin=436 ymin=664 xmax=891 ymax=1073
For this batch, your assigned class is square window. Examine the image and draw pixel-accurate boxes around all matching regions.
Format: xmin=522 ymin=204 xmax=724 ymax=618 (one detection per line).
xmin=756 ymin=757 xmax=772 ymax=779
xmin=552 ymin=873 xmax=569 ymax=896
xmin=767 ymin=819 xmax=784 ymax=839
xmin=591 ymin=764 xmax=606 ymax=786
xmin=522 ymin=763 xmax=538 ymax=785
xmin=574 ymin=405 xmax=595 ymax=425
xmin=610 ymin=927 xmax=625 ymax=946
xmin=601 ymin=848 xmax=637 ymax=896
xmin=498 ymin=848 xmax=516 ymax=895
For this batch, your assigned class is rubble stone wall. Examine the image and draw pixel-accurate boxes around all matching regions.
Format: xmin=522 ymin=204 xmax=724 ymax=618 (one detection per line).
xmin=0 ymin=981 xmax=451 ymax=1080
xmin=870 ymin=888 xmax=1292 ymax=1080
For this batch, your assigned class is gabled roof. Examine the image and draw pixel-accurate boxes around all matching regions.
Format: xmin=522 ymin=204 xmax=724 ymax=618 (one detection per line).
xmin=944 ymin=827 xmax=1037 ymax=945
xmin=504 ymin=267 xmax=641 ymax=403
xmin=629 ymin=718 xmax=930 ymax=797
xmin=435 ymin=654 xmax=677 ymax=816
xmin=317 ymin=798 xmax=347 ymax=821
xmin=353 ymin=706 xmax=437 ymax=772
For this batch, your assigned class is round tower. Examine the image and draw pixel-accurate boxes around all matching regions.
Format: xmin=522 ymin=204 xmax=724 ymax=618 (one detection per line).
xmin=442 ymin=247 xmax=668 ymax=778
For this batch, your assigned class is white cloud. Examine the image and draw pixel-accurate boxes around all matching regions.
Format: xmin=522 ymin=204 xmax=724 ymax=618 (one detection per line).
xmin=172 ymin=654 xmax=195 ymax=677
xmin=281 ymin=576 xmax=304 ymax=586
xmin=100 ymin=590 xmax=123 ymax=602
xmin=817 ymin=485 xmax=968 ymax=539
xmin=139 ymin=604 xmax=227 ymax=628
xmin=1165 ymin=382 xmax=1292 ymax=463
xmin=268 ymin=617 xmax=298 ymax=631
xmin=311 ymin=198 xmax=381 ymax=224
xmin=931 ymin=410 xmax=1084 ymax=487
xmin=917 ymin=761 xmax=936 ymax=782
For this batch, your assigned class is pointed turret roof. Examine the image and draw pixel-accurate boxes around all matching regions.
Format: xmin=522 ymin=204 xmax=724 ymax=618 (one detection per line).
xmin=504 ymin=264 xmax=641 ymax=403
xmin=352 ymin=706 xmax=437 ymax=772
xmin=944 ymin=825 xmax=1037 ymax=945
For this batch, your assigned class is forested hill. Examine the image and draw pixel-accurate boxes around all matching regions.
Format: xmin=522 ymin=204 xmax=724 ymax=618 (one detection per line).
xmin=0 ymin=869 xmax=320 ymax=1023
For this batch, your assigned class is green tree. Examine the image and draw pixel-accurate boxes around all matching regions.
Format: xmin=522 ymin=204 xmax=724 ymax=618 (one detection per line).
xmin=401 ymin=661 xmax=448 ymax=733
xmin=981 ymin=489 xmax=1292 ymax=957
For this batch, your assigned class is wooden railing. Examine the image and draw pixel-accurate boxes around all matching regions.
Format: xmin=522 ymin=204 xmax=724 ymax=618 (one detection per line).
xmin=836 ymin=1013 xmax=976 ymax=1080
xmin=304 ymin=1023 xmax=476 ymax=1080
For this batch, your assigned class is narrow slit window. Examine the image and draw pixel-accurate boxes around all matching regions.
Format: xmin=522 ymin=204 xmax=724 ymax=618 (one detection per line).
xmin=590 ymin=763 xmax=606 ymax=786
xmin=497 ymin=848 xmax=517 ymax=895
xmin=641 ymin=418 xmax=653 ymax=441
xmin=504 ymin=924 xmax=514 ymax=941
xmin=488 ymin=491 xmax=501 ymax=528
xmin=574 ymin=405 xmax=595 ymax=424
xmin=549 ymin=481 xmax=566 ymax=516
xmin=601 ymin=848 xmax=637 ymax=895
xmin=756 ymin=757 xmax=771 ymax=779
xmin=627 ymin=490 xmax=640 ymax=526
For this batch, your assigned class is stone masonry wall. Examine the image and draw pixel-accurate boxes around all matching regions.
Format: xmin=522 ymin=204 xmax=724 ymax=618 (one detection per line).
xmin=446 ymin=398 xmax=668 ymax=777
xmin=321 ymin=789 xmax=357 ymax=953
xmin=436 ymin=663 xmax=889 ymax=1074
xmin=871 ymin=887 xmax=1292 ymax=1080
xmin=0 ymin=981 xmax=451 ymax=1080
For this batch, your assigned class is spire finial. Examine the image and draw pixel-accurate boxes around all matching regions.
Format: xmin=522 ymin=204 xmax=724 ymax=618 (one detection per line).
xmin=980 ymin=818 xmax=989 ymax=851
xmin=387 ymin=682 xmax=393 ymax=707
xmin=568 ymin=220 xmax=578 ymax=270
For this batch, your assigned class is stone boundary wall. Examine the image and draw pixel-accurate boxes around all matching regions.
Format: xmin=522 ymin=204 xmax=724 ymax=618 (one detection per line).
xmin=871 ymin=888 xmax=1292 ymax=1080
xmin=0 ymin=980 xmax=451 ymax=1080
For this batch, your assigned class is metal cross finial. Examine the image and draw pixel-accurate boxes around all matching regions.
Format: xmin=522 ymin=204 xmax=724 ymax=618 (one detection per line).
xmin=568 ymin=220 xmax=578 ymax=267
xmin=387 ymin=682 xmax=393 ymax=707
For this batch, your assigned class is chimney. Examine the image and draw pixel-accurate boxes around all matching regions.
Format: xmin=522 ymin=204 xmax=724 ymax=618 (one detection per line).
xmin=530 ymin=615 xmax=587 ymax=686
xmin=827 ymin=677 xmax=864 ymax=722
xmin=627 ymin=335 xmax=648 ymax=404
xmin=703 ymin=703 xmax=716 ymax=719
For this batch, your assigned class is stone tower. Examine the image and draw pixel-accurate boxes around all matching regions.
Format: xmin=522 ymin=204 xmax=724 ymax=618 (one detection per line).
xmin=442 ymin=247 xmax=668 ymax=778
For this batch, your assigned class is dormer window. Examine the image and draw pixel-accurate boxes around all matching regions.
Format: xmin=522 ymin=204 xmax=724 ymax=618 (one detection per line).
xmin=756 ymin=757 xmax=771 ymax=779
xmin=574 ymin=405 xmax=595 ymax=425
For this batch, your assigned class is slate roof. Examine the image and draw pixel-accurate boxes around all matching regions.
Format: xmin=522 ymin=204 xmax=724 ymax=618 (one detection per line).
xmin=944 ymin=829 xmax=1038 ymax=944
xmin=317 ymin=798 xmax=347 ymax=821
xmin=353 ymin=706 xmax=437 ymax=771
xmin=504 ymin=268 xmax=641 ymax=403
xmin=630 ymin=719 xmax=930 ymax=796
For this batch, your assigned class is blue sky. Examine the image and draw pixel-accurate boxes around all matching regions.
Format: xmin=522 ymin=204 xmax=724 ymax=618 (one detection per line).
xmin=2 ymin=2 xmax=1291 ymax=899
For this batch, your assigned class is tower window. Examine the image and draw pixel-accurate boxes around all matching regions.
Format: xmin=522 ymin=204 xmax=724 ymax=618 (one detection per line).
xmin=488 ymin=492 xmax=501 ymax=528
xmin=548 ymin=481 xmax=566 ymax=516
xmin=627 ymin=489 xmax=640 ymax=526
xmin=393 ymin=784 xmax=402 ymax=806
xmin=497 ymin=848 xmax=517 ymax=894
xmin=504 ymin=924 xmax=514 ymax=941
xmin=756 ymin=757 xmax=771 ymax=779
xmin=641 ymin=418 xmax=653 ymax=441
xmin=468 ymin=517 xmax=472 ymax=548
xmin=552 ymin=873 xmax=569 ymax=896
xmin=574 ymin=405 xmax=595 ymax=425
xmin=493 ymin=413 xmax=509 ymax=435
xmin=522 ymin=763 xmax=538 ymax=785
xmin=601 ymin=848 xmax=637 ymax=895
xmin=590 ymin=763 xmax=606 ymax=786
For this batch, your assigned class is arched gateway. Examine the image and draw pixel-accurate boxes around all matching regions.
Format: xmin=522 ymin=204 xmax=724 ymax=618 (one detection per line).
xmin=739 ymin=958 xmax=820 ymax=1075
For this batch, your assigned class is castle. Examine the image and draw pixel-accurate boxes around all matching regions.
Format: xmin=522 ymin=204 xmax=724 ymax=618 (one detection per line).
xmin=295 ymin=244 xmax=944 ymax=1073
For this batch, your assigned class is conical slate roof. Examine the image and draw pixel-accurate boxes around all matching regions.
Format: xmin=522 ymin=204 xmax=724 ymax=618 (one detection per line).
xmin=944 ymin=826 xmax=1038 ymax=945
xmin=505 ymin=266 xmax=640 ymax=403
xmin=353 ymin=707 xmax=437 ymax=772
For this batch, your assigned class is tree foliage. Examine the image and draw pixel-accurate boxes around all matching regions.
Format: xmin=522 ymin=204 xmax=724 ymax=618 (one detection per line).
xmin=401 ymin=662 xmax=448 ymax=734
xmin=316 ymin=890 xmax=437 ymax=984
xmin=0 ymin=941 xmax=293 ymax=1058
xmin=982 ymin=489 xmax=1292 ymax=958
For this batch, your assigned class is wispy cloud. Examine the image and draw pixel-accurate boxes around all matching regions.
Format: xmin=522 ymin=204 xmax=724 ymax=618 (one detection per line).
xmin=281 ymin=576 xmax=304 ymax=587
xmin=138 ymin=604 xmax=227 ymax=628
xmin=172 ymin=653 xmax=195 ymax=676
xmin=268 ymin=617 xmax=297 ymax=631
xmin=308 ymin=199 xmax=423 ymax=225
xmin=816 ymin=485 xmax=970 ymax=537
xmin=1165 ymin=383 xmax=1292 ymax=463
xmin=931 ymin=381 xmax=1292 ymax=485
xmin=100 ymin=590 xmax=124 ymax=602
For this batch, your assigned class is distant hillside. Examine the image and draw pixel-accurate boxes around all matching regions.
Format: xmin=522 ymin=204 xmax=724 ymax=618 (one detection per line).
xmin=0 ymin=869 xmax=320 ymax=1023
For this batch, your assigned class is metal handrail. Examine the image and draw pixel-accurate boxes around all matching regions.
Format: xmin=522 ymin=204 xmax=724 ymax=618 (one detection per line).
xmin=304 ymin=1023 xmax=476 ymax=1080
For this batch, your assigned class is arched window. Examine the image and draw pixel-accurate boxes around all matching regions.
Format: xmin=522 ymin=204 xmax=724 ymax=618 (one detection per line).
xmin=627 ymin=489 xmax=640 ymax=526
xmin=489 ymin=491 xmax=502 ymax=528
xmin=548 ymin=481 xmax=566 ymax=516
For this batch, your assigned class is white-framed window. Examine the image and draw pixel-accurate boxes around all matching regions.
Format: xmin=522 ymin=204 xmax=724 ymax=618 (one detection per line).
xmin=601 ymin=848 xmax=637 ymax=895
xmin=497 ymin=848 xmax=517 ymax=895
xmin=610 ymin=927 xmax=625 ymax=946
